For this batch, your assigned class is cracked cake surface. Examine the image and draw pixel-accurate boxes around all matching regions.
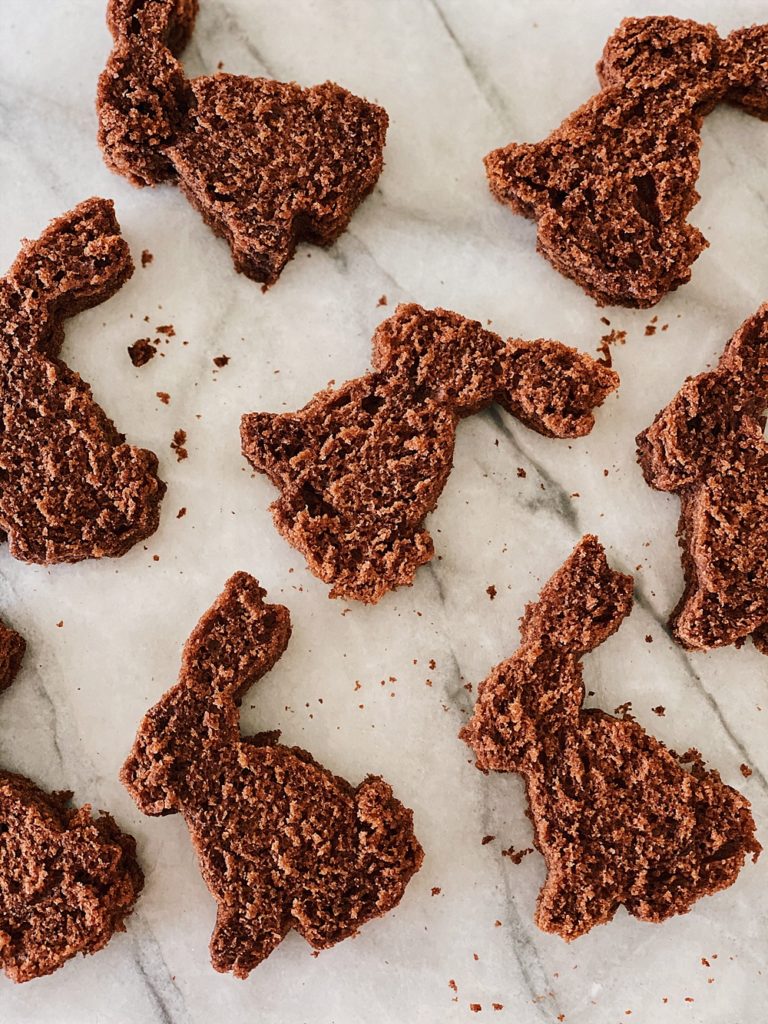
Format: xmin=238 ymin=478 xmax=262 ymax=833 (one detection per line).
xmin=97 ymin=0 xmax=388 ymax=286
xmin=461 ymin=536 xmax=760 ymax=939
xmin=122 ymin=573 xmax=422 ymax=977
xmin=637 ymin=303 xmax=768 ymax=653
xmin=241 ymin=303 xmax=618 ymax=603
xmin=0 ymin=198 xmax=165 ymax=564
xmin=485 ymin=16 xmax=768 ymax=307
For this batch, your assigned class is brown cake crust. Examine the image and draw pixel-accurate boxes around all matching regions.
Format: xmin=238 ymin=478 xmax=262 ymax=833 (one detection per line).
xmin=241 ymin=303 xmax=618 ymax=603
xmin=97 ymin=0 xmax=388 ymax=286
xmin=460 ymin=536 xmax=760 ymax=940
xmin=637 ymin=303 xmax=768 ymax=652
xmin=0 ymin=623 xmax=142 ymax=983
xmin=485 ymin=17 xmax=768 ymax=307
xmin=121 ymin=573 xmax=423 ymax=977
xmin=0 ymin=198 xmax=165 ymax=564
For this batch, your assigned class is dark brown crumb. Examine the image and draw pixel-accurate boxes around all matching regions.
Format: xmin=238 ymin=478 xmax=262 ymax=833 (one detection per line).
xmin=517 ymin=467 xmax=527 ymax=478
xmin=242 ymin=303 xmax=617 ymax=603
xmin=492 ymin=1005 xmax=504 ymax=1012
xmin=140 ymin=249 xmax=153 ymax=267
xmin=502 ymin=846 xmax=533 ymax=865
xmin=613 ymin=701 xmax=635 ymax=720
xmin=213 ymin=355 xmax=230 ymax=368
xmin=461 ymin=535 xmax=760 ymax=939
xmin=484 ymin=17 xmax=768 ymax=307
xmin=645 ymin=324 xmax=657 ymax=336
xmin=171 ymin=429 xmax=188 ymax=461
xmin=121 ymin=573 xmax=422 ymax=976
xmin=156 ymin=324 xmax=175 ymax=336
xmin=486 ymin=585 xmax=497 ymax=600
xmin=97 ymin=2 xmax=388 ymax=287
xmin=156 ymin=391 xmax=171 ymax=405
xmin=128 ymin=337 xmax=156 ymax=367
xmin=645 ymin=634 xmax=653 ymax=643
xmin=652 ymin=706 xmax=666 ymax=717
xmin=177 ymin=507 xmax=187 ymax=519
xmin=0 ymin=198 xmax=165 ymax=564
xmin=470 ymin=1005 xmax=482 ymax=1014
xmin=637 ymin=303 xmax=768 ymax=653
xmin=377 ymin=294 xmax=388 ymax=306
xmin=431 ymin=886 xmax=441 ymax=896
xmin=740 ymin=764 xmax=753 ymax=778
xmin=449 ymin=980 xmax=458 ymax=993
xmin=482 ymin=835 xmax=495 ymax=845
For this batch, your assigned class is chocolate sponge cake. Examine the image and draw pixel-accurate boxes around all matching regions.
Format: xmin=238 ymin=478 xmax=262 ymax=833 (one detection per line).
xmin=461 ymin=537 xmax=760 ymax=939
xmin=242 ymin=303 xmax=618 ymax=603
xmin=122 ymin=573 xmax=422 ymax=977
xmin=485 ymin=17 xmax=768 ymax=307
xmin=0 ymin=198 xmax=165 ymax=564
xmin=637 ymin=303 xmax=768 ymax=653
xmin=98 ymin=0 xmax=388 ymax=286
xmin=0 ymin=622 xmax=143 ymax=982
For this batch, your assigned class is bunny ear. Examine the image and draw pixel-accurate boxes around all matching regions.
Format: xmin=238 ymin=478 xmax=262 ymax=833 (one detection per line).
xmin=106 ymin=0 xmax=198 ymax=53
xmin=725 ymin=25 xmax=768 ymax=119
xmin=495 ymin=340 xmax=618 ymax=439
xmin=8 ymin=198 xmax=132 ymax=357
xmin=180 ymin=573 xmax=291 ymax=704
xmin=520 ymin=536 xmax=633 ymax=655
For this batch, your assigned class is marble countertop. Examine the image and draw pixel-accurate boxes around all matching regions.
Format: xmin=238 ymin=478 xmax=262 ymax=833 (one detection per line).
xmin=1 ymin=0 xmax=768 ymax=1021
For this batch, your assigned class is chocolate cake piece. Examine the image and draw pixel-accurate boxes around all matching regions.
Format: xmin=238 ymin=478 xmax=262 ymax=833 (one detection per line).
xmin=0 ymin=619 xmax=25 ymax=693
xmin=485 ymin=17 xmax=768 ymax=307
xmin=637 ymin=303 xmax=768 ymax=653
xmin=461 ymin=536 xmax=760 ymax=940
xmin=0 ymin=623 xmax=142 ymax=983
xmin=241 ymin=303 xmax=618 ymax=603
xmin=122 ymin=573 xmax=422 ymax=977
xmin=97 ymin=0 xmax=388 ymax=286
xmin=0 ymin=198 xmax=166 ymax=564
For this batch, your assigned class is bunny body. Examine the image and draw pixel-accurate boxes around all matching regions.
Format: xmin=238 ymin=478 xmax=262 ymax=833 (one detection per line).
xmin=122 ymin=573 xmax=422 ymax=977
xmin=0 ymin=199 xmax=165 ymax=564
xmin=638 ymin=303 xmax=768 ymax=652
xmin=461 ymin=536 xmax=760 ymax=938
xmin=486 ymin=17 xmax=768 ymax=307
xmin=242 ymin=303 xmax=618 ymax=602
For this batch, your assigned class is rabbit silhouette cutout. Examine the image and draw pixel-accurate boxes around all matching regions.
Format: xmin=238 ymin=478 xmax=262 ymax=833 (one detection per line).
xmin=122 ymin=573 xmax=423 ymax=977
xmin=638 ymin=303 xmax=768 ymax=653
xmin=0 ymin=198 xmax=165 ymax=564
xmin=485 ymin=17 xmax=768 ymax=307
xmin=98 ymin=0 xmax=388 ymax=286
xmin=241 ymin=303 xmax=618 ymax=603
xmin=0 ymin=620 xmax=143 ymax=983
xmin=461 ymin=536 xmax=760 ymax=939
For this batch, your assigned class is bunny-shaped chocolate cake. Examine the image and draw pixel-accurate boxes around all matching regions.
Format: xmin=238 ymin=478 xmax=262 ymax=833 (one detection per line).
xmin=0 ymin=619 xmax=143 ymax=982
xmin=637 ymin=303 xmax=768 ymax=653
xmin=122 ymin=573 xmax=423 ymax=977
xmin=0 ymin=198 xmax=165 ymax=564
xmin=461 ymin=536 xmax=760 ymax=939
xmin=485 ymin=17 xmax=768 ymax=307
xmin=98 ymin=0 xmax=388 ymax=286
xmin=242 ymin=303 xmax=618 ymax=603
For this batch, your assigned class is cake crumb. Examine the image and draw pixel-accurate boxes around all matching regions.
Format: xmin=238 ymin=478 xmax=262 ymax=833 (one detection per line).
xmin=740 ymin=763 xmax=753 ymax=778
xmin=502 ymin=845 xmax=532 ymax=864
xmin=128 ymin=338 xmax=156 ymax=366
xmin=213 ymin=354 xmax=230 ymax=368
xmin=177 ymin=507 xmax=187 ymax=519
xmin=171 ymin=429 xmax=188 ymax=461
xmin=156 ymin=324 xmax=175 ymax=336
xmin=481 ymin=835 xmax=495 ymax=845
xmin=156 ymin=391 xmax=171 ymax=405
xmin=377 ymin=294 xmax=388 ymax=306
xmin=431 ymin=886 xmax=441 ymax=896
xmin=486 ymin=585 xmax=497 ymax=600
xmin=140 ymin=249 xmax=153 ymax=267
xmin=652 ymin=706 xmax=666 ymax=717
xmin=517 ymin=467 xmax=527 ymax=478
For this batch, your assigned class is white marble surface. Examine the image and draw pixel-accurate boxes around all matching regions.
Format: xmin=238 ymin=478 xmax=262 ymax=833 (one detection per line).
xmin=1 ymin=0 xmax=768 ymax=1021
